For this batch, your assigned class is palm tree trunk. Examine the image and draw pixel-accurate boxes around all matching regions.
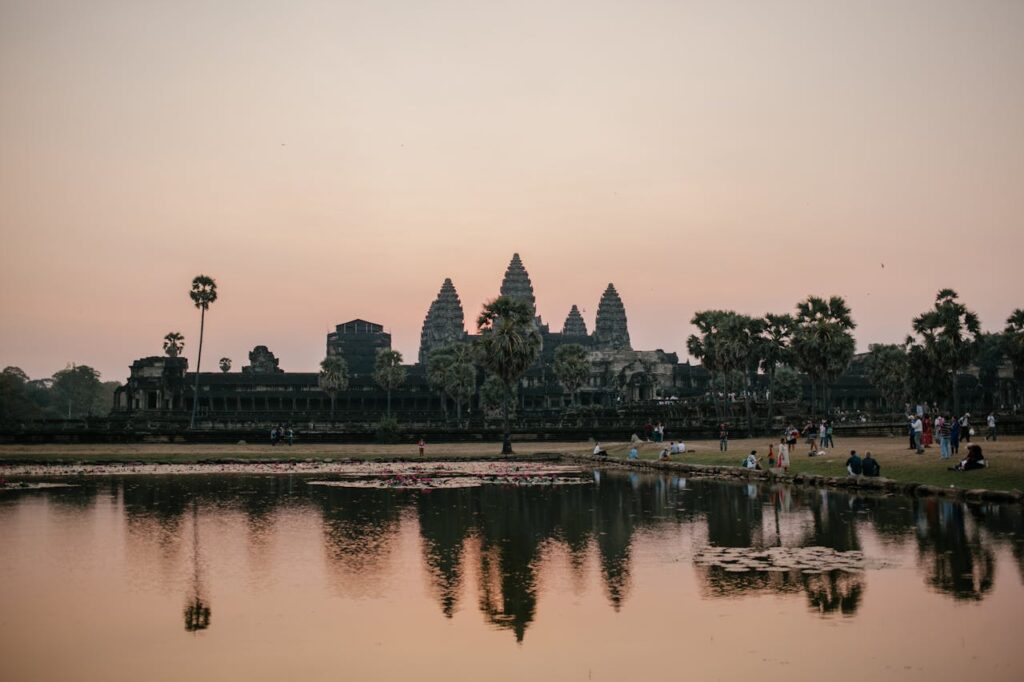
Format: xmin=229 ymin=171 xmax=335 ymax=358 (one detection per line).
xmin=766 ymin=367 xmax=777 ymax=430
xmin=501 ymin=393 xmax=513 ymax=455
xmin=330 ymin=394 xmax=336 ymax=419
xmin=387 ymin=389 xmax=392 ymax=418
xmin=189 ymin=307 xmax=205 ymax=429
xmin=456 ymin=398 xmax=462 ymax=426
xmin=952 ymin=371 xmax=960 ymax=414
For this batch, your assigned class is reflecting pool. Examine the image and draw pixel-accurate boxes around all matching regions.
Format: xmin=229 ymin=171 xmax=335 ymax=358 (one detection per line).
xmin=2 ymin=469 xmax=1023 ymax=681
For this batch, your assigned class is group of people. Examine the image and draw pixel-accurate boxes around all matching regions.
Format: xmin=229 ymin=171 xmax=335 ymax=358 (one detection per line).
xmin=844 ymin=450 xmax=881 ymax=477
xmin=270 ymin=424 xmax=294 ymax=446
xmin=907 ymin=412 xmax=996 ymax=456
xmin=797 ymin=420 xmax=834 ymax=450
xmin=642 ymin=420 xmax=668 ymax=442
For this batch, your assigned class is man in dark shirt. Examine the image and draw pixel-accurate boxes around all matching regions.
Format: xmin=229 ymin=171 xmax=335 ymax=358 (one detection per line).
xmin=862 ymin=452 xmax=880 ymax=477
xmin=845 ymin=450 xmax=863 ymax=476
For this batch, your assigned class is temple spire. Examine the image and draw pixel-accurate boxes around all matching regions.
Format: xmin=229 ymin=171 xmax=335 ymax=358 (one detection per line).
xmin=562 ymin=305 xmax=588 ymax=336
xmin=418 ymin=278 xmax=466 ymax=364
xmin=499 ymin=253 xmax=536 ymax=316
xmin=593 ymin=284 xmax=631 ymax=350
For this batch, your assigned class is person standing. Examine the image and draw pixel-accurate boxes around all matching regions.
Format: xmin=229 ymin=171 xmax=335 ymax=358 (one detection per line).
xmin=950 ymin=416 xmax=961 ymax=456
xmin=818 ymin=421 xmax=828 ymax=449
xmin=826 ymin=422 xmax=835 ymax=448
xmin=986 ymin=413 xmax=997 ymax=441
xmin=907 ymin=416 xmax=916 ymax=450
xmin=719 ymin=423 xmax=729 ymax=452
xmin=913 ymin=415 xmax=924 ymax=454
xmin=418 ymin=437 xmax=426 ymax=456
xmin=777 ymin=437 xmax=790 ymax=471
xmin=938 ymin=415 xmax=951 ymax=459
xmin=922 ymin=415 xmax=933 ymax=448
xmin=961 ymin=413 xmax=972 ymax=442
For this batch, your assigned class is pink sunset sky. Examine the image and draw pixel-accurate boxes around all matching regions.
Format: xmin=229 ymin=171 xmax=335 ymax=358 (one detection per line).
xmin=1 ymin=0 xmax=1022 ymax=382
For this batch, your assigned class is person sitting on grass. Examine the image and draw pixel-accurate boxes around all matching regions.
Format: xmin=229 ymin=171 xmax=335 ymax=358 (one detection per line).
xmin=593 ymin=442 xmax=608 ymax=457
xmin=862 ymin=452 xmax=880 ymax=477
xmin=628 ymin=445 xmax=639 ymax=461
xmin=658 ymin=448 xmax=670 ymax=462
xmin=670 ymin=441 xmax=686 ymax=455
xmin=845 ymin=450 xmax=863 ymax=476
xmin=743 ymin=450 xmax=761 ymax=470
xmin=950 ymin=443 xmax=986 ymax=472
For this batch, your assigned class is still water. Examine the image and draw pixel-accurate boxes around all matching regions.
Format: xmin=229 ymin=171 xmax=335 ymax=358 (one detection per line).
xmin=2 ymin=470 xmax=1023 ymax=681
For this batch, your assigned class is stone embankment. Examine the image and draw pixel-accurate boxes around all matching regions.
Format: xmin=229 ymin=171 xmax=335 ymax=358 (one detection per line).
xmin=563 ymin=454 xmax=1024 ymax=504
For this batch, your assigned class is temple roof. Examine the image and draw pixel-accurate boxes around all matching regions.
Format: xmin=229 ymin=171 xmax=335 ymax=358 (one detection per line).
xmin=593 ymin=283 xmax=631 ymax=350
xmin=562 ymin=305 xmax=588 ymax=336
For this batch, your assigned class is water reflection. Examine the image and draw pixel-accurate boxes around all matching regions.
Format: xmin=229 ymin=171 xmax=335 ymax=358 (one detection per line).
xmin=9 ymin=470 xmax=1024 ymax=641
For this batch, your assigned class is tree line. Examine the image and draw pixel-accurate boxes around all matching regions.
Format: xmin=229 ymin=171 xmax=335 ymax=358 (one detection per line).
xmin=0 ymin=364 xmax=118 ymax=422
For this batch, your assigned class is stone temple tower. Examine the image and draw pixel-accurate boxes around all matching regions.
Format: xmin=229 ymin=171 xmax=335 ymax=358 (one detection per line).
xmin=499 ymin=253 xmax=537 ymax=315
xmin=418 ymin=278 xmax=466 ymax=364
xmin=562 ymin=305 xmax=588 ymax=336
xmin=593 ymin=283 xmax=631 ymax=350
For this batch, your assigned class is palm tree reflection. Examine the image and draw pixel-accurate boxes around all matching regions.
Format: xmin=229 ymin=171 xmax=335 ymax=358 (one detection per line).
xmin=184 ymin=500 xmax=211 ymax=632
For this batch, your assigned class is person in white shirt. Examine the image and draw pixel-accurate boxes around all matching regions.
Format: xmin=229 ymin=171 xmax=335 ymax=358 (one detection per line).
xmin=593 ymin=442 xmax=607 ymax=457
xmin=986 ymin=413 xmax=997 ymax=441
xmin=913 ymin=417 xmax=924 ymax=454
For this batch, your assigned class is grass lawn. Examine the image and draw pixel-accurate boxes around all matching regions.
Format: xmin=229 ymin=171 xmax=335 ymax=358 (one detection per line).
xmin=586 ymin=435 xmax=1024 ymax=492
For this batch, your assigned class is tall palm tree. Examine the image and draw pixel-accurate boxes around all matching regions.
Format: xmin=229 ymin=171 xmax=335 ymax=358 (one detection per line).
xmin=446 ymin=343 xmax=477 ymax=425
xmin=374 ymin=349 xmax=406 ymax=417
xmin=163 ymin=332 xmax=185 ymax=358
xmin=1004 ymin=309 xmax=1024 ymax=406
xmin=218 ymin=357 xmax=231 ymax=373
xmin=426 ymin=347 xmax=455 ymax=419
xmin=475 ymin=296 xmax=542 ymax=455
xmin=554 ymin=344 xmax=590 ymax=407
xmin=688 ymin=310 xmax=730 ymax=421
xmin=716 ymin=313 xmax=764 ymax=436
xmin=318 ymin=355 xmax=350 ymax=419
xmin=792 ymin=296 xmax=856 ymax=414
xmin=909 ymin=289 xmax=980 ymax=413
xmin=864 ymin=343 xmax=909 ymax=413
xmin=760 ymin=313 xmax=794 ymax=427
xmin=188 ymin=275 xmax=217 ymax=429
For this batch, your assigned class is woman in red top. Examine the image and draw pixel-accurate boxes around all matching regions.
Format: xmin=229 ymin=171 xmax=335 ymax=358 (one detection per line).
xmin=922 ymin=415 xmax=933 ymax=447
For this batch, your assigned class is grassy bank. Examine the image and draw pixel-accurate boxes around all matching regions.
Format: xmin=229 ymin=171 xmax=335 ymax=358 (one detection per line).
xmin=0 ymin=441 xmax=581 ymax=464
xmin=2 ymin=437 xmax=1022 ymax=494
xmin=587 ymin=435 xmax=1024 ymax=491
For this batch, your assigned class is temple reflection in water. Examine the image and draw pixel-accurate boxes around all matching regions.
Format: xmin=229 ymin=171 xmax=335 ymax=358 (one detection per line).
xmin=48 ymin=470 xmax=1024 ymax=642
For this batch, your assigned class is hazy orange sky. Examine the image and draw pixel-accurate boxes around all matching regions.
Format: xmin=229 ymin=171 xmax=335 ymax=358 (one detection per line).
xmin=2 ymin=0 xmax=1022 ymax=381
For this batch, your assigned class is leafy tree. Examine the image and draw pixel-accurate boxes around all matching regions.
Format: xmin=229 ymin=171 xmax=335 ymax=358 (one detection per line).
xmin=318 ymin=355 xmax=350 ymax=418
xmin=188 ymin=275 xmax=217 ymax=429
xmin=445 ymin=343 xmax=477 ymax=424
xmin=908 ymin=289 xmax=980 ymax=413
xmin=218 ymin=357 xmax=231 ymax=373
xmin=773 ymin=366 xmax=803 ymax=404
xmin=163 ymin=332 xmax=184 ymax=357
xmin=792 ymin=296 xmax=856 ymax=414
xmin=553 ymin=344 xmax=590 ymax=407
xmin=374 ymin=349 xmax=406 ymax=418
xmin=0 ymin=366 xmax=38 ymax=423
xmin=864 ymin=344 xmax=908 ymax=412
xmin=760 ymin=313 xmax=795 ymax=427
xmin=52 ymin=364 xmax=104 ymax=418
xmin=973 ymin=332 xmax=1004 ymax=410
xmin=481 ymin=373 xmax=516 ymax=416
xmin=475 ymin=296 xmax=542 ymax=454
xmin=1004 ymin=309 xmax=1024 ymax=405
xmin=905 ymin=338 xmax=949 ymax=407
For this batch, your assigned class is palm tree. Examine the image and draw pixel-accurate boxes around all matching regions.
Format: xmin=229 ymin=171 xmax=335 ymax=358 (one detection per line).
xmin=1004 ymin=309 xmax=1024 ymax=406
xmin=373 ymin=349 xmax=406 ymax=418
xmin=716 ymin=313 xmax=764 ymax=436
xmin=163 ymin=332 xmax=185 ymax=358
xmin=218 ymin=357 xmax=231 ymax=373
xmin=318 ymin=355 xmax=350 ymax=419
xmin=554 ymin=344 xmax=590 ymax=407
xmin=687 ymin=310 xmax=730 ymax=421
xmin=188 ymin=275 xmax=217 ymax=429
xmin=909 ymin=289 xmax=980 ymax=413
xmin=475 ymin=296 xmax=542 ymax=454
xmin=426 ymin=347 xmax=455 ymax=419
xmin=792 ymin=296 xmax=856 ymax=414
xmin=760 ymin=313 xmax=794 ymax=427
